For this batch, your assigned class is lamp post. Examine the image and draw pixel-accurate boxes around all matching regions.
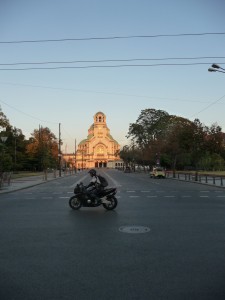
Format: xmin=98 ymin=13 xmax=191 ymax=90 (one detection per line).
xmin=13 ymin=128 xmax=19 ymax=172
xmin=208 ymin=64 xmax=225 ymax=74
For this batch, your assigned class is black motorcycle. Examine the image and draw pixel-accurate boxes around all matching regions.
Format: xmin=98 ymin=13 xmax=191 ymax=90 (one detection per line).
xmin=69 ymin=182 xmax=118 ymax=210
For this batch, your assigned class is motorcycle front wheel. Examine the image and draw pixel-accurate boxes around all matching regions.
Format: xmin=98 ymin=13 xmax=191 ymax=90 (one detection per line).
xmin=69 ymin=196 xmax=82 ymax=210
xmin=102 ymin=196 xmax=118 ymax=210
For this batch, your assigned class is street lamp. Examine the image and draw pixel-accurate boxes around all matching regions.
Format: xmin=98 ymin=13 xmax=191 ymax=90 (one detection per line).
xmin=208 ymin=64 xmax=225 ymax=74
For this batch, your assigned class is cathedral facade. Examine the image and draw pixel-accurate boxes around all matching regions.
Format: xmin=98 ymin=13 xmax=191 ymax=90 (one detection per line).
xmin=63 ymin=112 xmax=123 ymax=169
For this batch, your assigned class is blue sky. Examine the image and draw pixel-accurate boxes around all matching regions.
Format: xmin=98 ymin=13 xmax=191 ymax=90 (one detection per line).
xmin=0 ymin=0 xmax=225 ymax=153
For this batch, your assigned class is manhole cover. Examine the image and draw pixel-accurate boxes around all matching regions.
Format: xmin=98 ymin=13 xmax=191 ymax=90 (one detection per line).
xmin=119 ymin=225 xmax=150 ymax=234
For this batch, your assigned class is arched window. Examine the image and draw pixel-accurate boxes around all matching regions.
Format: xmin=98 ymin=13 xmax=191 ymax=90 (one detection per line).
xmin=97 ymin=146 xmax=104 ymax=154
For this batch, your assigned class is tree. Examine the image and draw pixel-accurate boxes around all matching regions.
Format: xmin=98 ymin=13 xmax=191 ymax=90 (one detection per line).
xmin=127 ymin=109 xmax=170 ymax=148
xmin=26 ymin=127 xmax=59 ymax=171
xmin=0 ymin=108 xmax=13 ymax=174
xmin=0 ymin=106 xmax=10 ymax=129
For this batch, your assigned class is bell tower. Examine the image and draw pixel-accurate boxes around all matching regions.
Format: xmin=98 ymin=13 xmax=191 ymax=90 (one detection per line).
xmin=94 ymin=112 xmax=106 ymax=125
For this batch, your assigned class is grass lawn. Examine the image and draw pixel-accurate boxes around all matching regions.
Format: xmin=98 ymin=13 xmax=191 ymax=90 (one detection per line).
xmin=11 ymin=172 xmax=44 ymax=179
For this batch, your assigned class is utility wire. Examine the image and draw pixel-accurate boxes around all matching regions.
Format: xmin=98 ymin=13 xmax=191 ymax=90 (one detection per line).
xmin=0 ymin=56 xmax=224 ymax=66
xmin=0 ymin=32 xmax=225 ymax=44
xmin=0 ymin=80 xmax=214 ymax=104
xmin=0 ymin=99 xmax=58 ymax=124
xmin=191 ymin=94 xmax=225 ymax=118
xmin=0 ymin=62 xmax=224 ymax=71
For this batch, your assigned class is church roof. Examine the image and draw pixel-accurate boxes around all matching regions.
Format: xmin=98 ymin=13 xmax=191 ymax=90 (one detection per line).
xmin=79 ymin=139 xmax=88 ymax=145
xmin=95 ymin=111 xmax=105 ymax=116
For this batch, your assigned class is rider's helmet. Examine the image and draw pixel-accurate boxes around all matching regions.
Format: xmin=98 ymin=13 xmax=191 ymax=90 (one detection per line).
xmin=88 ymin=169 xmax=97 ymax=177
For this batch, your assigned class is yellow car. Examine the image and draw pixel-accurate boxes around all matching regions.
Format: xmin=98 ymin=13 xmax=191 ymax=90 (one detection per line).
xmin=150 ymin=167 xmax=166 ymax=178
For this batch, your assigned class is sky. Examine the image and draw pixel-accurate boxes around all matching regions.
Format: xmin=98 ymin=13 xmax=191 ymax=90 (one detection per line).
xmin=0 ymin=0 xmax=225 ymax=153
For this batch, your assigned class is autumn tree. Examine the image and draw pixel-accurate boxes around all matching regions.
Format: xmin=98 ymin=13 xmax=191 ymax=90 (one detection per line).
xmin=26 ymin=127 xmax=59 ymax=171
xmin=125 ymin=108 xmax=225 ymax=171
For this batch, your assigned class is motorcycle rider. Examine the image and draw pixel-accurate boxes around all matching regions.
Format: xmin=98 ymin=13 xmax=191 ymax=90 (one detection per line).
xmin=86 ymin=169 xmax=104 ymax=204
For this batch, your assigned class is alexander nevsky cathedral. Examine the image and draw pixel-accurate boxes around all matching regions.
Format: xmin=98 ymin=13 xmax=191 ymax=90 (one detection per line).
xmin=63 ymin=112 xmax=123 ymax=169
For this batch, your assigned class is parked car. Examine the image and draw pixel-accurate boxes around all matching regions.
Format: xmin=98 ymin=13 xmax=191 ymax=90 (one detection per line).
xmin=150 ymin=167 xmax=166 ymax=178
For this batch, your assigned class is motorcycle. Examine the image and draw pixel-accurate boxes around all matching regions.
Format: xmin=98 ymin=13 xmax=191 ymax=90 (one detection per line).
xmin=69 ymin=182 xmax=118 ymax=210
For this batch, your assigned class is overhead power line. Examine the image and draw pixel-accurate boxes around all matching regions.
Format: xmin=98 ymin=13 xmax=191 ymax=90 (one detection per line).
xmin=0 ymin=56 xmax=224 ymax=66
xmin=0 ymin=32 xmax=225 ymax=44
xmin=0 ymin=99 xmax=58 ymax=124
xmin=0 ymin=62 xmax=225 ymax=71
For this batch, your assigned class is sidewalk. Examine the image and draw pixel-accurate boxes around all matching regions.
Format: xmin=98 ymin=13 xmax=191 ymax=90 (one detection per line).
xmin=0 ymin=171 xmax=77 ymax=194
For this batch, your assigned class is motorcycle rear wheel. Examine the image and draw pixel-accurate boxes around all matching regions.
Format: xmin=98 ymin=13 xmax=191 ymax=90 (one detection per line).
xmin=69 ymin=196 xmax=82 ymax=210
xmin=102 ymin=196 xmax=118 ymax=210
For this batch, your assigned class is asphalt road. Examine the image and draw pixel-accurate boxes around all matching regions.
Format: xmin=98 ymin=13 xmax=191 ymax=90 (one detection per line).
xmin=0 ymin=169 xmax=225 ymax=300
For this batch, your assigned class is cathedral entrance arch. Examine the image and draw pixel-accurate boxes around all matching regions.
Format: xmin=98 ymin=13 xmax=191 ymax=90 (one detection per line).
xmin=95 ymin=161 xmax=107 ymax=168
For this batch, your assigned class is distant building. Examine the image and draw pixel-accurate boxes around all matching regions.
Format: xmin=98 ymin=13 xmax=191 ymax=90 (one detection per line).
xmin=63 ymin=112 xmax=124 ymax=169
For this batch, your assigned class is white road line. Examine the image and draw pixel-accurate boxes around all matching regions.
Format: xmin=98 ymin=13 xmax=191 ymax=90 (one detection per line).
xmin=164 ymin=195 xmax=175 ymax=198
xmin=127 ymin=191 xmax=135 ymax=193
xmin=101 ymin=171 xmax=121 ymax=187
xmin=200 ymin=196 xmax=209 ymax=198
xmin=147 ymin=195 xmax=157 ymax=198
xmin=216 ymin=195 xmax=225 ymax=198
xmin=69 ymin=175 xmax=89 ymax=188
xmin=60 ymin=197 xmax=70 ymax=199
xmin=129 ymin=196 xmax=140 ymax=198
xmin=141 ymin=191 xmax=151 ymax=193
xmin=182 ymin=195 xmax=191 ymax=198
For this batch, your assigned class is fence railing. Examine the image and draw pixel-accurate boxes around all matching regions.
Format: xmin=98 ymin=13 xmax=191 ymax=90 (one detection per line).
xmin=166 ymin=171 xmax=225 ymax=187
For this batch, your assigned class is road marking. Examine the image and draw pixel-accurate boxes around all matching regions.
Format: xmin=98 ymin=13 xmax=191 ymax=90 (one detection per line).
xmin=216 ymin=195 xmax=225 ymax=198
xmin=127 ymin=191 xmax=135 ymax=193
xmin=147 ymin=195 xmax=157 ymax=198
xmin=182 ymin=195 xmax=191 ymax=198
xmin=141 ymin=191 xmax=151 ymax=193
xmin=60 ymin=197 xmax=70 ymax=199
xmin=42 ymin=197 xmax=53 ymax=199
xmin=102 ymin=171 xmax=120 ymax=187
xmin=200 ymin=196 xmax=209 ymax=198
xmin=69 ymin=175 xmax=89 ymax=188
xmin=129 ymin=196 xmax=140 ymax=198
xmin=164 ymin=195 xmax=175 ymax=198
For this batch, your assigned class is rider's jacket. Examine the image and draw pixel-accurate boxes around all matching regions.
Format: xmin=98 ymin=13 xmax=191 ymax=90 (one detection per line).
xmin=88 ymin=175 xmax=101 ymax=189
